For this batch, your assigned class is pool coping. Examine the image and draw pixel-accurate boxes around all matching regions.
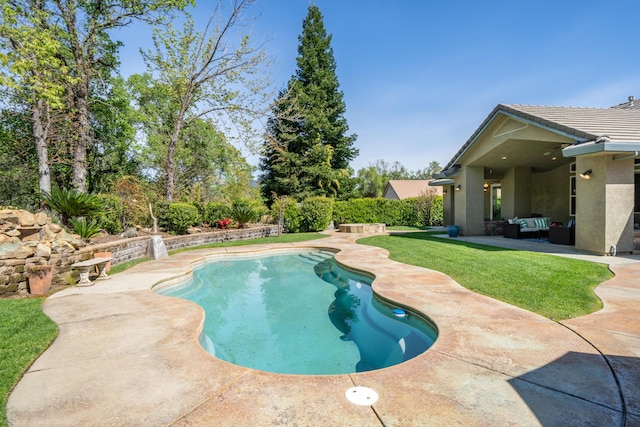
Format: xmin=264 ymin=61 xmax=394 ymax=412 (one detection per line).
xmin=7 ymin=231 xmax=640 ymax=425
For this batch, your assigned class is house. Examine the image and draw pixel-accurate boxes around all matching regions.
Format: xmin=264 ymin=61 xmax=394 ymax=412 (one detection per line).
xmin=382 ymin=180 xmax=442 ymax=200
xmin=430 ymin=97 xmax=640 ymax=255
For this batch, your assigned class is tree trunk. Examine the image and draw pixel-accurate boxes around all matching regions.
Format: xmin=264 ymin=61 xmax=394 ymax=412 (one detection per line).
xmin=32 ymin=98 xmax=51 ymax=195
xmin=165 ymin=113 xmax=186 ymax=201
xmin=72 ymin=78 xmax=89 ymax=193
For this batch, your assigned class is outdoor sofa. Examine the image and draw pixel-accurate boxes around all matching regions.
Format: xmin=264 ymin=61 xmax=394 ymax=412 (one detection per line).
xmin=503 ymin=217 xmax=551 ymax=240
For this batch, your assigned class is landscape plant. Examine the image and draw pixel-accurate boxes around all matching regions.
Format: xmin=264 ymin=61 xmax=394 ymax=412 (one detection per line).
xmin=231 ymin=199 xmax=258 ymax=228
xmin=95 ymin=193 xmax=125 ymax=234
xmin=41 ymin=187 xmax=104 ymax=228
xmin=165 ymin=203 xmax=200 ymax=234
xmin=260 ymin=4 xmax=358 ymax=202
xmin=300 ymin=196 xmax=333 ymax=232
xmin=203 ymin=202 xmax=232 ymax=226
xmin=70 ymin=217 xmax=103 ymax=241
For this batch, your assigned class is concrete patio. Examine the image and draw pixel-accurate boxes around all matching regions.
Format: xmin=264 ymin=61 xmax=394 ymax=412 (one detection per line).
xmin=7 ymin=231 xmax=640 ymax=426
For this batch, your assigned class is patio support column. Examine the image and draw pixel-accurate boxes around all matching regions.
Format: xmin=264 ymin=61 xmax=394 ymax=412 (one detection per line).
xmin=455 ymin=166 xmax=485 ymax=235
xmin=576 ymin=155 xmax=635 ymax=254
xmin=502 ymin=167 xmax=532 ymax=218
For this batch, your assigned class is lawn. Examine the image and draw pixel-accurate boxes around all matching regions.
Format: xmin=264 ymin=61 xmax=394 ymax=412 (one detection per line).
xmin=0 ymin=298 xmax=58 ymax=427
xmin=358 ymin=232 xmax=613 ymax=320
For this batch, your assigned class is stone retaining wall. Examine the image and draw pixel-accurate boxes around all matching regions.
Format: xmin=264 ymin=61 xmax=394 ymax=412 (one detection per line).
xmin=0 ymin=224 xmax=281 ymax=298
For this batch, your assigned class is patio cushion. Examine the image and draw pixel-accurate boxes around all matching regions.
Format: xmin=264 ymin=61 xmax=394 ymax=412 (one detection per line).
xmin=525 ymin=218 xmax=537 ymax=229
xmin=534 ymin=217 xmax=547 ymax=228
xmin=520 ymin=219 xmax=528 ymax=229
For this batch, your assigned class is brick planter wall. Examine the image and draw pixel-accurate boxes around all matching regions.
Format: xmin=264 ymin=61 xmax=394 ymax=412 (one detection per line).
xmin=0 ymin=225 xmax=281 ymax=298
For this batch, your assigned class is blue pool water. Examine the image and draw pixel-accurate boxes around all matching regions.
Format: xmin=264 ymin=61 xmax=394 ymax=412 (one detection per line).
xmin=156 ymin=250 xmax=437 ymax=374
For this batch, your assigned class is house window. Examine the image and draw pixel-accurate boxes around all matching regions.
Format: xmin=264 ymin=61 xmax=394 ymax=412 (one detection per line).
xmin=491 ymin=184 xmax=501 ymax=220
xmin=570 ymin=164 xmax=576 ymax=216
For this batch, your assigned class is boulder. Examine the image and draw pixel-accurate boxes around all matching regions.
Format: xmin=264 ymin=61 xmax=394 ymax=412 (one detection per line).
xmin=0 ymin=242 xmax=35 ymax=260
xmin=41 ymin=225 xmax=58 ymax=242
xmin=51 ymin=240 xmax=76 ymax=254
xmin=16 ymin=211 xmax=35 ymax=227
xmin=35 ymin=243 xmax=51 ymax=258
xmin=48 ymin=223 xmax=62 ymax=233
xmin=34 ymin=212 xmax=49 ymax=226
xmin=55 ymin=229 xmax=85 ymax=249
xmin=0 ymin=211 xmax=20 ymax=225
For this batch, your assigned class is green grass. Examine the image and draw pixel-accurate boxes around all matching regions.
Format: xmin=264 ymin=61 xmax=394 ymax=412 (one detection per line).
xmin=168 ymin=232 xmax=328 ymax=255
xmin=358 ymin=232 xmax=613 ymax=320
xmin=0 ymin=298 xmax=58 ymax=426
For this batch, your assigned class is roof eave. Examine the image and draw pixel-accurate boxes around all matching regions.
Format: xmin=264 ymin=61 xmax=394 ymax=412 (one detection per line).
xmin=562 ymin=141 xmax=640 ymax=157
xmin=429 ymin=179 xmax=455 ymax=186
xmin=442 ymin=104 xmax=591 ymax=171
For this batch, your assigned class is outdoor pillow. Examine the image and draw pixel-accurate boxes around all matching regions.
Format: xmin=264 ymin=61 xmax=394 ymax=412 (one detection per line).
xmin=519 ymin=219 xmax=528 ymax=229
xmin=525 ymin=218 xmax=537 ymax=228
xmin=534 ymin=217 xmax=547 ymax=228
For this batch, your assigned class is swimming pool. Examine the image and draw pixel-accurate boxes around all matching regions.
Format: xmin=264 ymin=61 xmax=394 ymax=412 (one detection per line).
xmin=156 ymin=250 xmax=437 ymax=374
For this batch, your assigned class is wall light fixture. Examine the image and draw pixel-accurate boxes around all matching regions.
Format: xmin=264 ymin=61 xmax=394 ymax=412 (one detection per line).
xmin=579 ymin=169 xmax=592 ymax=179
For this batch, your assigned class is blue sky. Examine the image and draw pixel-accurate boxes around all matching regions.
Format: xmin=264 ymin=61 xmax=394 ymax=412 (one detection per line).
xmin=114 ymin=0 xmax=640 ymax=173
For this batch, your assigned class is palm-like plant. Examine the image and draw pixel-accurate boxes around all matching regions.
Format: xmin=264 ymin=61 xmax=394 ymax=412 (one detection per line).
xmin=42 ymin=188 xmax=105 ymax=227
xmin=70 ymin=217 xmax=103 ymax=241
xmin=231 ymin=199 xmax=258 ymax=228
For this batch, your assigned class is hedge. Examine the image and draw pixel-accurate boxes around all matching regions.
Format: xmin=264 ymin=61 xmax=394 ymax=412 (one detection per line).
xmin=333 ymin=196 xmax=443 ymax=227
xmin=301 ymin=197 xmax=334 ymax=232
xmin=165 ymin=203 xmax=201 ymax=234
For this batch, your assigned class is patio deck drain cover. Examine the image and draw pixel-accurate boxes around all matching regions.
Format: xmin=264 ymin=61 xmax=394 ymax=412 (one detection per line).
xmin=345 ymin=386 xmax=379 ymax=405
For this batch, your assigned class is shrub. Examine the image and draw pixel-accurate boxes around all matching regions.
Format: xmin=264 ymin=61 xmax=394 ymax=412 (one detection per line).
xmin=155 ymin=201 xmax=172 ymax=231
xmin=166 ymin=203 xmax=201 ymax=234
xmin=332 ymin=197 xmax=442 ymax=227
xmin=271 ymin=197 xmax=302 ymax=233
xmin=429 ymin=196 xmax=444 ymax=226
xmin=204 ymin=202 xmax=232 ymax=225
xmin=301 ymin=196 xmax=334 ymax=232
xmin=400 ymin=198 xmax=421 ymax=227
xmin=111 ymin=176 xmax=154 ymax=228
xmin=41 ymin=187 xmax=104 ymax=227
xmin=231 ymin=199 xmax=258 ymax=228
xmin=332 ymin=198 xmax=404 ymax=226
xmin=95 ymin=193 xmax=124 ymax=234
xmin=70 ymin=217 xmax=103 ymax=241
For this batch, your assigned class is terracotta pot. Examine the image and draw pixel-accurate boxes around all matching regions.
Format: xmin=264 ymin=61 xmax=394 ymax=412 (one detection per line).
xmin=93 ymin=252 xmax=112 ymax=272
xmin=28 ymin=267 xmax=53 ymax=296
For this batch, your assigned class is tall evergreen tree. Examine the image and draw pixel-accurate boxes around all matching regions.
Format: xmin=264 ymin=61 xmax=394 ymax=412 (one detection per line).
xmin=260 ymin=5 xmax=357 ymax=202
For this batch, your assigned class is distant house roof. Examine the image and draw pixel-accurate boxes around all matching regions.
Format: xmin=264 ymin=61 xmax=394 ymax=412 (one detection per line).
xmin=440 ymin=101 xmax=640 ymax=172
xmin=382 ymin=180 xmax=441 ymax=200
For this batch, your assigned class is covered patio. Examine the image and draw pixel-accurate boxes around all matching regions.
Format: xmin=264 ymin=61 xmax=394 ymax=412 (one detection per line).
xmin=432 ymin=101 xmax=640 ymax=255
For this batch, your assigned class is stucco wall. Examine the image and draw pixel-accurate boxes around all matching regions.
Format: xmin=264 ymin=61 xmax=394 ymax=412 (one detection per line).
xmin=455 ymin=166 xmax=485 ymax=234
xmin=501 ymin=167 xmax=533 ymax=218
xmin=531 ymin=164 xmax=572 ymax=224
xmin=576 ymin=156 xmax=634 ymax=254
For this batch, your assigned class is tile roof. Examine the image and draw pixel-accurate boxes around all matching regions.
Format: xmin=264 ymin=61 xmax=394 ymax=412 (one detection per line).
xmin=502 ymin=104 xmax=640 ymax=142
xmin=384 ymin=180 xmax=440 ymax=199
xmin=442 ymin=103 xmax=640 ymax=171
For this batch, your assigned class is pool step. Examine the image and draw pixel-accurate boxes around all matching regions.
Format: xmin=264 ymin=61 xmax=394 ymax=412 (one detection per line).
xmin=298 ymin=251 xmax=335 ymax=265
